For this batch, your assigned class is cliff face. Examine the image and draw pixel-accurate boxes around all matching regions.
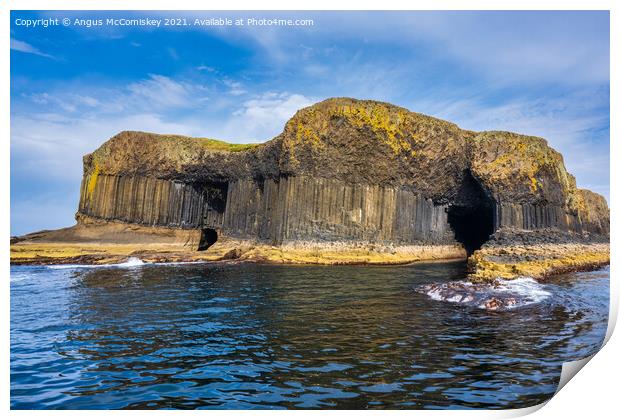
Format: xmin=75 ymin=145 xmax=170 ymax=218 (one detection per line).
xmin=77 ymin=98 xmax=609 ymax=252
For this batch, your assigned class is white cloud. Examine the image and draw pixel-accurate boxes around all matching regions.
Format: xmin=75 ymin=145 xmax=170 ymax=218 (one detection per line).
xmin=409 ymin=90 xmax=609 ymax=200
xmin=224 ymin=92 xmax=315 ymax=141
xmin=11 ymin=72 xmax=317 ymax=234
xmin=10 ymin=38 xmax=54 ymax=59
xmin=368 ymin=12 xmax=608 ymax=86
xmin=223 ymin=79 xmax=247 ymax=96
xmin=72 ymin=94 xmax=100 ymax=108
xmin=194 ymin=12 xmax=608 ymax=87
xmin=197 ymin=65 xmax=216 ymax=72
xmin=234 ymin=92 xmax=313 ymax=120
xmin=11 ymin=75 xmax=314 ymax=187
xmin=127 ymin=74 xmax=209 ymax=108
xmin=26 ymin=92 xmax=108 ymax=114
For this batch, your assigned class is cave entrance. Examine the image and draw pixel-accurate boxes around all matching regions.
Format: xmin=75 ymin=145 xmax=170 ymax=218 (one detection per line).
xmin=448 ymin=171 xmax=496 ymax=255
xmin=448 ymin=205 xmax=494 ymax=255
xmin=198 ymin=228 xmax=218 ymax=251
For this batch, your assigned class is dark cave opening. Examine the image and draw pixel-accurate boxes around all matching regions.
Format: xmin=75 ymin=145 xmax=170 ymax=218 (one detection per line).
xmin=448 ymin=171 xmax=496 ymax=255
xmin=448 ymin=205 xmax=495 ymax=255
xmin=198 ymin=228 xmax=218 ymax=251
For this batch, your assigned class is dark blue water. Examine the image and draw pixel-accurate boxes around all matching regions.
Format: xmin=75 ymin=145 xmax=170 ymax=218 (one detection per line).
xmin=10 ymin=261 xmax=609 ymax=409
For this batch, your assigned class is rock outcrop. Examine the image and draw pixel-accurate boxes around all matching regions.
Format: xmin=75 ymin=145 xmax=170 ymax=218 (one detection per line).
xmin=77 ymin=98 xmax=608 ymax=247
xmin=12 ymin=98 xmax=609 ymax=277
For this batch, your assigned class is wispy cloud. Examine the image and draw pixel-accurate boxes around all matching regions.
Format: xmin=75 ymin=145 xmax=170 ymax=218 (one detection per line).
xmin=226 ymin=92 xmax=315 ymax=140
xmin=197 ymin=65 xmax=216 ymax=72
xmin=127 ymin=74 xmax=209 ymax=109
xmin=409 ymin=89 xmax=609 ymax=196
xmin=10 ymin=38 xmax=54 ymax=59
xmin=394 ymin=12 xmax=610 ymax=85
xmin=199 ymin=11 xmax=609 ymax=87
xmin=223 ymin=79 xmax=247 ymax=96
xmin=10 ymin=71 xmax=317 ymax=236
xmin=167 ymin=47 xmax=180 ymax=60
xmin=11 ymin=75 xmax=312 ymax=190
xmin=25 ymin=92 xmax=101 ymax=113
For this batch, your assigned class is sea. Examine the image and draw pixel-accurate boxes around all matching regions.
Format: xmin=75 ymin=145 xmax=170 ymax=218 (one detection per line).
xmin=10 ymin=260 xmax=609 ymax=409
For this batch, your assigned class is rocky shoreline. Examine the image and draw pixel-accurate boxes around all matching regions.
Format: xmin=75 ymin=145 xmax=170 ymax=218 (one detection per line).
xmin=10 ymin=227 xmax=608 ymax=283
xmin=10 ymin=98 xmax=610 ymax=284
xmin=10 ymin=237 xmax=467 ymax=267
xmin=469 ymin=242 xmax=609 ymax=282
xmin=467 ymin=228 xmax=610 ymax=281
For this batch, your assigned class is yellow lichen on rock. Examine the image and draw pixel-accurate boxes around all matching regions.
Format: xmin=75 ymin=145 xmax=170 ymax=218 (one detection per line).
xmin=87 ymin=131 xmax=260 ymax=178
xmin=86 ymin=161 xmax=100 ymax=200
xmin=468 ymin=242 xmax=610 ymax=282
xmin=529 ymin=175 xmax=543 ymax=192
xmin=295 ymin=121 xmax=323 ymax=149
xmin=11 ymin=230 xmax=468 ymax=266
xmin=333 ymin=103 xmax=412 ymax=155
xmin=469 ymin=130 xmax=583 ymax=202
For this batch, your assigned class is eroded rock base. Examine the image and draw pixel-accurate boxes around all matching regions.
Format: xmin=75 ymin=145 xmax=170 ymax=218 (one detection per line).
xmin=467 ymin=228 xmax=609 ymax=281
xmin=10 ymin=221 xmax=467 ymax=266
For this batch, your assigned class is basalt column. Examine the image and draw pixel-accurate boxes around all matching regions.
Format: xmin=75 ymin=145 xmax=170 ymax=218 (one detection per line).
xmin=221 ymin=176 xmax=455 ymax=245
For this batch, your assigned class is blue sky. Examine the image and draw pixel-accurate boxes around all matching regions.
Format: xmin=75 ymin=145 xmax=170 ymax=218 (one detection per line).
xmin=10 ymin=11 xmax=610 ymax=235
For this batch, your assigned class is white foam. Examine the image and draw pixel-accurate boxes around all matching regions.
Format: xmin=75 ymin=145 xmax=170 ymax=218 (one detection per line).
xmin=488 ymin=277 xmax=551 ymax=306
xmin=117 ymin=257 xmax=146 ymax=267
xmin=417 ymin=276 xmax=551 ymax=310
xmin=48 ymin=257 xmax=146 ymax=270
xmin=46 ymin=257 xmax=214 ymax=270
xmin=426 ymin=288 xmax=445 ymax=301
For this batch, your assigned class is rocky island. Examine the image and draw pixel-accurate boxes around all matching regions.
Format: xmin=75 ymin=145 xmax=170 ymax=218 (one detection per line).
xmin=11 ymin=98 xmax=609 ymax=281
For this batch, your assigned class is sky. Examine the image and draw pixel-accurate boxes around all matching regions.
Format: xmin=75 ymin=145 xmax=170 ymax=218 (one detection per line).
xmin=10 ymin=10 xmax=610 ymax=236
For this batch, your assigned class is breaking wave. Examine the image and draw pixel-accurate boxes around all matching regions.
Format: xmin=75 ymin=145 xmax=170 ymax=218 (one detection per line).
xmin=416 ymin=277 xmax=551 ymax=310
xmin=48 ymin=257 xmax=147 ymax=270
xmin=47 ymin=257 xmax=215 ymax=270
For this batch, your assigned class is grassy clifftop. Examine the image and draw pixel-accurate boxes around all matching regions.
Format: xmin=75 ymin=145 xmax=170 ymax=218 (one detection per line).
xmin=85 ymin=131 xmax=269 ymax=182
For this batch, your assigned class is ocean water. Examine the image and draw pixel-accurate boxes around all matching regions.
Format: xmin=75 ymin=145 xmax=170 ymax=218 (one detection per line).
xmin=10 ymin=261 xmax=609 ymax=409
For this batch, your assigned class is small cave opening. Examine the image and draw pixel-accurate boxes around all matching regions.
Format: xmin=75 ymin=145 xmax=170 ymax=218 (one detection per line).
xmin=198 ymin=228 xmax=218 ymax=251
xmin=448 ymin=171 xmax=496 ymax=255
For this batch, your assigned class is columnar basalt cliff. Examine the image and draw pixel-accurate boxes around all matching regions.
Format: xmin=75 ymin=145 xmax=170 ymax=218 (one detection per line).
xmin=12 ymin=98 xmax=609 ymax=276
xmin=77 ymin=99 xmax=608 ymax=243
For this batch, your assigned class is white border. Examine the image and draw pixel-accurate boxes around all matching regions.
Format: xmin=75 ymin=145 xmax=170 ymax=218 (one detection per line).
xmin=2 ymin=1 xmax=617 ymax=418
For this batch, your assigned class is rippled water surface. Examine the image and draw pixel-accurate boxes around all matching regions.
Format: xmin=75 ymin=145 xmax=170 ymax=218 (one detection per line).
xmin=10 ymin=262 xmax=609 ymax=409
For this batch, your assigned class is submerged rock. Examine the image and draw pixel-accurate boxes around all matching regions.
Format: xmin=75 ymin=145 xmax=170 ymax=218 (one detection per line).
xmin=416 ymin=277 xmax=551 ymax=311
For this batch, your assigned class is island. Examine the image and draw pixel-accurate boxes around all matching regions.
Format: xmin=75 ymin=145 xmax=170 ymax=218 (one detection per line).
xmin=11 ymin=98 xmax=610 ymax=281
